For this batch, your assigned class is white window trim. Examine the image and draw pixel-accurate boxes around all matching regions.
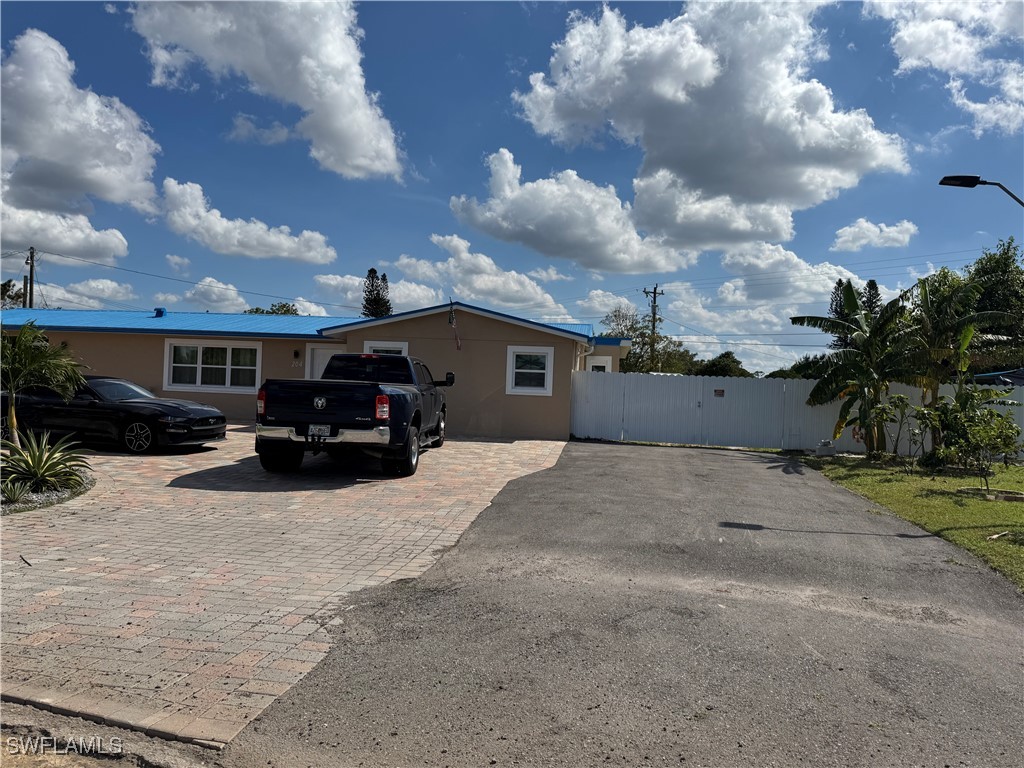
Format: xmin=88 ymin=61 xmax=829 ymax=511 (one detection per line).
xmin=587 ymin=355 xmax=612 ymax=373
xmin=305 ymin=342 xmax=347 ymax=379
xmin=506 ymin=345 xmax=554 ymax=396
xmin=163 ymin=338 xmax=262 ymax=394
xmin=363 ymin=340 xmax=408 ymax=356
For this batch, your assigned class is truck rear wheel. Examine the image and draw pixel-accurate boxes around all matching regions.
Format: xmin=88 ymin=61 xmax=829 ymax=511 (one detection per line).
xmin=258 ymin=444 xmax=304 ymax=473
xmin=383 ymin=428 xmax=419 ymax=477
xmin=431 ymin=411 xmax=446 ymax=448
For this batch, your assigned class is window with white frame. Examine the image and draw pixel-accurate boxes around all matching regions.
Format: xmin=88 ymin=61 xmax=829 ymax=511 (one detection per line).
xmin=506 ymin=345 xmax=554 ymax=396
xmin=165 ymin=339 xmax=261 ymax=393
xmin=363 ymin=340 xmax=408 ymax=356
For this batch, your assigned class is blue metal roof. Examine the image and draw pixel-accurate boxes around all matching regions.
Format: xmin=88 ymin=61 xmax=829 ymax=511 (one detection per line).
xmin=0 ymin=305 xmax=600 ymax=341
xmin=545 ymin=323 xmax=593 ymax=336
xmin=0 ymin=308 xmax=356 ymax=339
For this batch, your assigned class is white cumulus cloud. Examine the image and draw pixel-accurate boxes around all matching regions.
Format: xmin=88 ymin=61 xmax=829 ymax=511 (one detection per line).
xmin=313 ymin=273 xmax=442 ymax=314
xmin=389 ymin=234 xmax=572 ymax=320
xmin=0 ymin=29 xmax=159 ymax=263
xmin=165 ymin=254 xmax=191 ymax=275
xmin=292 ymin=297 xmax=328 ymax=316
xmin=1 ymin=29 xmax=159 ymax=215
xmin=514 ymin=5 xmax=908 ymax=249
xmin=451 ymin=149 xmax=691 ymax=274
xmin=227 ymin=114 xmax=291 ymax=145
xmin=34 ymin=279 xmax=137 ymax=310
xmin=866 ymin=1 xmax=1024 ymax=135
xmin=528 ymin=266 xmax=574 ymax=282
xmin=830 ymin=218 xmax=918 ymax=252
xmin=131 ymin=0 xmax=402 ymax=179
xmin=576 ymin=290 xmax=636 ymax=318
xmin=64 ymin=278 xmax=137 ymax=302
xmin=183 ymin=276 xmax=249 ymax=313
xmin=716 ymin=243 xmax=864 ymax=306
xmin=0 ymin=207 xmax=128 ymax=267
xmin=162 ymin=178 xmax=337 ymax=264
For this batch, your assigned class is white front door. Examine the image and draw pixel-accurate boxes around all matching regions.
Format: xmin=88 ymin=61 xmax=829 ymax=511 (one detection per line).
xmin=306 ymin=344 xmax=346 ymax=379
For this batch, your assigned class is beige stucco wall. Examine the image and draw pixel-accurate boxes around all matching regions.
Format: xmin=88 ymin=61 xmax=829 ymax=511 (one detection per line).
xmin=586 ymin=343 xmax=629 ymax=372
xmin=35 ymin=314 xmax=584 ymax=439
xmin=327 ymin=311 xmax=580 ymax=440
xmin=36 ymin=331 xmax=346 ymax=422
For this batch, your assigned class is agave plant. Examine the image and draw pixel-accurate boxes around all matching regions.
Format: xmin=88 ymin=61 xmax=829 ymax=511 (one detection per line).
xmin=1 ymin=478 xmax=32 ymax=504
xmin=1 ymin=431 xmax=90 ymax=493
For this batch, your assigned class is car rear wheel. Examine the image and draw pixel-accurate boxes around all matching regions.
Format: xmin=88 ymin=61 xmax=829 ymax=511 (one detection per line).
xmin=122 ymin=421 xmax=155 ymax=453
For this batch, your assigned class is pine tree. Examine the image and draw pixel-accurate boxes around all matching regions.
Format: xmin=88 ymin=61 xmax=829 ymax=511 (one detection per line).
xmin=362 ymin=269 xmax=393 ymax=318
xmin=860 ymin=280 xmax=883 ymax=318
xmin=827 ymin=279 xmax=854 ymax=350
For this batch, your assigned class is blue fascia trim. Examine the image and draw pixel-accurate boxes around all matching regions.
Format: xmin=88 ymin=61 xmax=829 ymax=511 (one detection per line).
xmin=319 ymin=301 xmax=593 ymax=341
xmin=0 ymin=325 xmax=321 ymax=340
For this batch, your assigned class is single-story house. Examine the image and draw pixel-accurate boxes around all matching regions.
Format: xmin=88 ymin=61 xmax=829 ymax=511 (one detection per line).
xmin=1 ymin=302 xmax=631 ymax=440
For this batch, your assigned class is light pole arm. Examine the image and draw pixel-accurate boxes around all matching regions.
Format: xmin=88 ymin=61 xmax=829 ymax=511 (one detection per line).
xmin=981 ymin=180 xmax=1024 ymax=208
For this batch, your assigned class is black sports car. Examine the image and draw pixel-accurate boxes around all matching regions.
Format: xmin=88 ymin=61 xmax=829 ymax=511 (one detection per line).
xmin=3 ymin=376 xmax=227 ymax=453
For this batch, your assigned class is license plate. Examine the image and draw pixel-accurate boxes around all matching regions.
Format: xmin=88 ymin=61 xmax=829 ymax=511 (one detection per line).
xmin=308 ymin=424 xmax=330 ymax=437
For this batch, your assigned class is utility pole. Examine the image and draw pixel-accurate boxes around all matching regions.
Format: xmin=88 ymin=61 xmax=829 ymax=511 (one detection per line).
xmin=25 ymin=246 xmax=36 ymax=308
xmin=643 ymin=283 xmax=664 ymax=371
xmin=22 ymin=276 xmax=29 ymax=308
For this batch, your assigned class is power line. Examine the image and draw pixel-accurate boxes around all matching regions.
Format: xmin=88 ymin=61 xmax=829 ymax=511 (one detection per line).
xmin=510 ymin=249 xmax=984 ymax=315
xmin=659 ymin=313 xmax=796 ymax=362
xmin=34 ymin=249 xmax=364 ymax=313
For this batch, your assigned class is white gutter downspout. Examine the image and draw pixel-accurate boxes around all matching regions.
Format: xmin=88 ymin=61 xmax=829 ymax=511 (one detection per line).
xmin=575 ymin=340 xmax=595 ymax=370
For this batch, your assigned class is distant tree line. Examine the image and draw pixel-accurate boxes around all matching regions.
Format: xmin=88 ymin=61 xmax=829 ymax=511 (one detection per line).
xmin=599 ymin=238 xmax=1022 ymax=381
xmin=241 ymin=268 xmax=394 ymax=318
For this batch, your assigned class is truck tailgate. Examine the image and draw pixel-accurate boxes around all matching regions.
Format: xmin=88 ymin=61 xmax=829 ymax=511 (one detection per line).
xmin=261 ymin=379 xmax=381 ymax=429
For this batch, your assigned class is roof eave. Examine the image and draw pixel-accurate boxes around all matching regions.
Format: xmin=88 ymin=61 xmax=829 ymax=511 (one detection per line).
xmin=319 ymin=302 xmax=592 ymax=342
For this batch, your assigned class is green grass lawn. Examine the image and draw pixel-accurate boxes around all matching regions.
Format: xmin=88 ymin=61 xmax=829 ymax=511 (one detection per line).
xmin=804 ymin=457 xmax=1024 ymax=591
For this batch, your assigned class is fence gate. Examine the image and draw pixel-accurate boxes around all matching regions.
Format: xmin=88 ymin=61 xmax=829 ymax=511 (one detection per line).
xmin=569 ymin=371 xmax=1024 ymax=454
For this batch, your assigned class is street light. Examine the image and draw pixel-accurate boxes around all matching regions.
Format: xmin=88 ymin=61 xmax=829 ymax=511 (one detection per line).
xmin=939 ymin=175 xmax=1024 ymax=207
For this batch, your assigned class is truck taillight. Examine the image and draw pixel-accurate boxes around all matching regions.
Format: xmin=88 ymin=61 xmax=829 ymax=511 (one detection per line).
xmin=257 ymin=389 xmax=266 ymax=416
xmin=375 ymin=394 xmax=390 ymax=419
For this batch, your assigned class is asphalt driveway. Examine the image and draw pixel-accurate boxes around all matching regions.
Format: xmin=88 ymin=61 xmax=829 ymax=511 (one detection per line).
xmin=0 ymin=427 xmax=564 ymax=747
xmin=216 ymin=442 xmax=1024 ymax=768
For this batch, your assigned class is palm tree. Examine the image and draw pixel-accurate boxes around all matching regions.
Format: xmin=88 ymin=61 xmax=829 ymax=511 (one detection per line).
xmin=1 ymin=322 xmax=86 ymax=449
xmin=791 ymin=282 xmax=923 ymax=454
xmin=906 ymin=271 xmax=1010 ymax=450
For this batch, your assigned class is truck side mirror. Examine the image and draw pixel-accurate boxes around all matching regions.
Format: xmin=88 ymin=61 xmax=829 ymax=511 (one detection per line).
xmin=435 ymin=372 xmax=455 ymax=387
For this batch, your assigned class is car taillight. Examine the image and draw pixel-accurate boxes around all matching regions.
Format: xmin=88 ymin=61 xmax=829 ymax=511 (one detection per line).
xmin=257 ymin=389 xmax=266 ymax=416
xmin=375 ymin=394 xmax=389 ymax=420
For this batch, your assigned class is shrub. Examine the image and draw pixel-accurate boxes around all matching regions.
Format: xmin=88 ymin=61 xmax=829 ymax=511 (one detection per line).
xmin=1 ymin=478 xmax=32 ymax=503
xmin=1 ymin=431 xmax=90 ymax=493
xmin=925 ymin=385 xmax=1022 ymax=488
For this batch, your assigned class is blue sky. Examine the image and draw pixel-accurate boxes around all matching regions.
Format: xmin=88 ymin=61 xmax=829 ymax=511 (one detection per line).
xmin=1 ymin=1 xmax=1021 ymax=372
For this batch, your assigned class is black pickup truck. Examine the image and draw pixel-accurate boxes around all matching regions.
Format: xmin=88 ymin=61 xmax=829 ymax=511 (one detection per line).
xmin=255 ymin=354 xmax=454 ymax=476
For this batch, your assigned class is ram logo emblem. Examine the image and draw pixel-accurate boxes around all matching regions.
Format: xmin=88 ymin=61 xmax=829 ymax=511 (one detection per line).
xmin=313 ymin=396 xmax=327 ymax=410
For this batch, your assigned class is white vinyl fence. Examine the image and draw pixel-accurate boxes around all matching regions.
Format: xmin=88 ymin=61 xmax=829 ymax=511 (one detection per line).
xmin=570 ymin=371 xmax=1024 ymax=455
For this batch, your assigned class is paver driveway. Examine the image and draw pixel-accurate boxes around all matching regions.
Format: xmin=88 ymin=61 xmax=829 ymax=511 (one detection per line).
xmin=0 ymin=426 xmax=564 ymax=747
